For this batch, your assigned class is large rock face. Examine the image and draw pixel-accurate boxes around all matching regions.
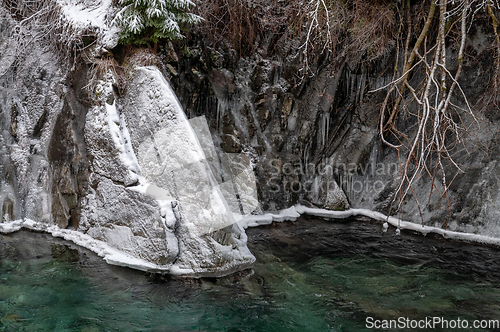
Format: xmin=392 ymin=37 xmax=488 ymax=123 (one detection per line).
xmin=80 ymin=66 xmax=255 ymax=274
xmin=0 ymin=9 xmax=74 ymax=226
xmin=0 ymin=4 xmax=254 ymax=276
xmin=170 ymin=49 xmax=351 ymax=212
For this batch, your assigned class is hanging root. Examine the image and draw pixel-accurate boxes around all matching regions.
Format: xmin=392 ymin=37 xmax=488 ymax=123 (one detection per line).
xmin=370 ymin=0 xmax=499 ymax=225
xmin=487 ymin=2 xmax=500 ymax=97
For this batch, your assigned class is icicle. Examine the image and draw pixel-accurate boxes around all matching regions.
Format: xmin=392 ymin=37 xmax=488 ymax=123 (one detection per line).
xmin=369 ymin=142 xmax=378 ymax=177
xmin=319 ymin=111 xmax=331 ymax=148
xmin=345 ymin=69 xmax=351 ymax=96
xmin=343 ymin=173 xmax=352 ymax=199
xmin=216 ymin=99 xmax=221 ymax=133
xmin=359 ymin=67 xmax=366 ymax=103
xmin=303 ymin=142 xmax=310 ymax=167
xmin=340 ymin=174 xmax=347 ymax=198
xmin=326 ymin=112 xmax=330 ymax=145
xmin=350 ymin=71 xmax=357 ymax=104
xmin=321 ymin=113 xmax=326 ymax=147
xmin=216 ymin=98 xmax=227 ymax=133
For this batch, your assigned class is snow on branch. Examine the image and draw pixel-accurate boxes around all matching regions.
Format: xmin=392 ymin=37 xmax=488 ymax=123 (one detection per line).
xmin=112 ymin=0 xmax=202 ymax=44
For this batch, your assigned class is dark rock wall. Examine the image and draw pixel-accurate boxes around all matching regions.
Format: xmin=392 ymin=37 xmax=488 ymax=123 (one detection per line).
xmin=2 ymin=2 xmax=500 ymax=241
xmin=167 ymin=41 xmax=354 ymax=210
xmin=48 ymin=69 xmax=89 ymax=229
xmin=0 ymin=10 xmax=89 ymax=227
xmin=166 ymin=15 xmax=500 ymax=235
xmin=166 ymin=34 xmax=393 ymax=211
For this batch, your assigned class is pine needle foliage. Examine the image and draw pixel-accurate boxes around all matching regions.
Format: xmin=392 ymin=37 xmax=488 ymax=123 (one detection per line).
xmin=112 ymin=0 xmax=202 ymax=45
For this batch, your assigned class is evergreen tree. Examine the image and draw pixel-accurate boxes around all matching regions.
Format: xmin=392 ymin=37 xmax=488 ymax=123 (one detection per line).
xmin=112 ymin=0 xmax=202 ymax=45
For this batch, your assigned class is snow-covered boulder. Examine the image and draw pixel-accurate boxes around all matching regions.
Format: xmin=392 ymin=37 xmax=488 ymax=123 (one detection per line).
xmin=80 ymin=66 xmax=255 ymax=276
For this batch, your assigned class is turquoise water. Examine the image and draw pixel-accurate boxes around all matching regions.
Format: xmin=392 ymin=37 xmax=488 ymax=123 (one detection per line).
xmin=1 ymin=218 xmax=500 ymax=331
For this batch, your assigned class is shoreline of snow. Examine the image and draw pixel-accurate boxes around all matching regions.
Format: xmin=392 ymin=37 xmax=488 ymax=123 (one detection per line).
xmin=0 ymin=218 xmax=251 ymax=277
xmin=237 ymin=205 xmax=500 ymax=246
xmin=2 ymin=205 xmax=500 ymax=276
xmin=0 ymin=219 xmax=183 ymax=274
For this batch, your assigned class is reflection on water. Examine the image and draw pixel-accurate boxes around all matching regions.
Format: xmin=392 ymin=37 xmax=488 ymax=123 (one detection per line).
xmin=1 ymin=217 xmax=500 ymax=331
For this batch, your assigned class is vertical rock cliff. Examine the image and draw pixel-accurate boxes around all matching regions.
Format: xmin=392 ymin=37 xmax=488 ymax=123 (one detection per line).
xmin=167 ymin=2 xmax=500 ymax=237
xmin=0 ymin=2 xmax=255 ymax=276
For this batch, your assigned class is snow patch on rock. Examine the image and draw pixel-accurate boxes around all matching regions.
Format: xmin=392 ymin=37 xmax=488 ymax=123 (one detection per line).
xmin=57 ymin=0 xmax=119 ymax=49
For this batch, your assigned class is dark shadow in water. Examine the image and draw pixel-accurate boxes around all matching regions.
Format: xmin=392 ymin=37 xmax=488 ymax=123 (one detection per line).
xmin=246 ymin=216 xmax=500 ymax=283
xmin=1 ymin=217 xmax=500 ymax=331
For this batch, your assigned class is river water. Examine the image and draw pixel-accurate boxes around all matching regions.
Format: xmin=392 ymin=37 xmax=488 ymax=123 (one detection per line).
xmin=1 ymin=216 xmax=500 ymax=331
